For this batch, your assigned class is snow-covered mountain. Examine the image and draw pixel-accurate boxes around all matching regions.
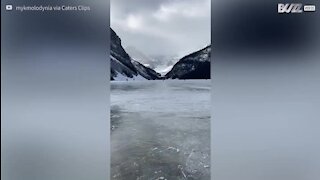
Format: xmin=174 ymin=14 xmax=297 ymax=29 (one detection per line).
xmin=110 ymin=28 xmax=161 ymax=80
xmin=165 ymin=45 xmax=211 ymax=79
xmin=126 ymin=47 xmax=178 ymax=76
xmin=151 ymin=55 xmax=179 ymax=76
xmin=125 ymin=46 xmax=155 ymax=68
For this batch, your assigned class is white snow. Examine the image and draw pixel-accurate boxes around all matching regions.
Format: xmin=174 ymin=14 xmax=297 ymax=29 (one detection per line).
xmin=113 ymin=72 xmax=146 ymax=81
xmin=111 ymin=54 xmax=147 ymax=81
xmin=154 ymin=65 xmax=174 ymax=76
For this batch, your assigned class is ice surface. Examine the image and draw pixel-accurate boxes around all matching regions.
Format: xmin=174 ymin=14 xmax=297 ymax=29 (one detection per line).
xmin=111 ymin=80 xmax=210 ymax=180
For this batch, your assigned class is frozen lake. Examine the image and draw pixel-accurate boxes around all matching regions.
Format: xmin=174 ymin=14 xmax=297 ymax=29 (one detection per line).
xmin=111 ymin=80 xmax=211 ymax=180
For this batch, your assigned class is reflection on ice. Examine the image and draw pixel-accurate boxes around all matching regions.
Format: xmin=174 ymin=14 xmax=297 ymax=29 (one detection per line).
xmin=111 ymin=80 xmax=210 ymax=179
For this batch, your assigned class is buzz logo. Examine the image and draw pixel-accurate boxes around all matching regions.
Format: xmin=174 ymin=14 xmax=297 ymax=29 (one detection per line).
xmin=278 ymin=3 xmax=316 ymax=13
xmin=278 ymin=3 xmax=303 ymax=13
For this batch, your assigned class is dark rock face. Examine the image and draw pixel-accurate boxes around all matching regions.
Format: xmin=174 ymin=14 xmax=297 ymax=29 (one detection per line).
xmin=110 ymin=28 xmax=161 ymax=80
xmin=165 ymin=45 xmax=211 ymax=79
xmin=110 ymin=28 xmax=137 ymax=80
xmin=132 ymin=61 xmax=161 ymax=80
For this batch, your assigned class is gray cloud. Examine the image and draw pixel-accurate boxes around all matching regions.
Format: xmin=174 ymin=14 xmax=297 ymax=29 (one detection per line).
xmin=111 ymin=0 xmax=210 ymax=59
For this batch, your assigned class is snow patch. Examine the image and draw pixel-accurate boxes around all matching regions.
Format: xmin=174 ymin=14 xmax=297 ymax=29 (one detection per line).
xmin=113 ymin=72 xmax=146 ymax=81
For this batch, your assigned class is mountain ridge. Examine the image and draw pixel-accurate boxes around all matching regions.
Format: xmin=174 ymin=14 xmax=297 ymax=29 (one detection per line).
xmin=110 ymin=28 xmax=161 ymax=80
xmin=110 ymin=28 xmax=211 ymax=80
xmin=165 ymin=45 xmax=211 ymax=79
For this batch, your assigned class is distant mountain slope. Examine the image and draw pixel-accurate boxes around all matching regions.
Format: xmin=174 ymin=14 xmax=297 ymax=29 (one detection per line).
xmin=126 ymin=47 xmax=178 ymax=76
xmin=132 ymin=60 xmax=161 ymax=80
xmin=165 ymin=45 xmax=211 ymax=79
xmin=110 ymin=28 xmax=160 ymax=80
xmin=125 ymin=46 xmax=155 ymax=68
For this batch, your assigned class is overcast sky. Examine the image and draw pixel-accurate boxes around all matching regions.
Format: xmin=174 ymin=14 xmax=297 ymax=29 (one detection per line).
xmin=111 ymin=0 xmax=211 ymax=58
